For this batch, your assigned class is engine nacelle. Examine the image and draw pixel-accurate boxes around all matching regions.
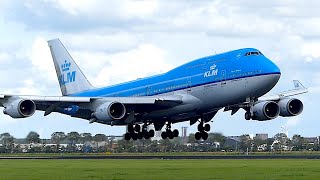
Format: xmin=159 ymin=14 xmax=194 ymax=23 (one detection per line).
xmin=278 ymin=98 xmax=303 ymax=117
xmin=252 ymin=101 xmax=280 ymax=121
xmin=94 ymin=101 xmax=126 ymax=122
xmin=3 ymin=99 xmax=36 ymax=118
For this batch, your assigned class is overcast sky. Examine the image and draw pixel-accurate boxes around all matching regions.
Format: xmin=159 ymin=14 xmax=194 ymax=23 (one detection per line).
xmin=0 ymin=0 xmax=319 ymax=139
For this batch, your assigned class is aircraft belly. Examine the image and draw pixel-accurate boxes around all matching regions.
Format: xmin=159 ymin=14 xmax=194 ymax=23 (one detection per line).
xmin=141 ymin=74 xmax=280 ymax=122
xmin=192 ymin=73 xmax=280 ymax=110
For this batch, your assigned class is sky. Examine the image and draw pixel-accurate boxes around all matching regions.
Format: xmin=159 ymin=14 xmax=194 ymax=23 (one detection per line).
xmin=0 ymin=0 xmax=319 ymax=139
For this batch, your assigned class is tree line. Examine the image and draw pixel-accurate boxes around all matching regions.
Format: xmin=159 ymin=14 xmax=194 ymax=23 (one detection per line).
xmin=0 ymin=131 xmax=318 ymax=153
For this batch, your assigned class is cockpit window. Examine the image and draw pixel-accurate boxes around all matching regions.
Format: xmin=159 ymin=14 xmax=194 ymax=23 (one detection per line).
xmin=244 ymin=51 xmax=263 ymax=56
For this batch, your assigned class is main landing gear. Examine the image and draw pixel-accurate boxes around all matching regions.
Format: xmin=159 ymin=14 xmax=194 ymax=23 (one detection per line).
xmin=195 ymin=122 xmax=210 ymax=140
xmin=161 ymin=123 xmax=179 ymax=139
xmin=124 ymin=124 xmax=155 ymax=141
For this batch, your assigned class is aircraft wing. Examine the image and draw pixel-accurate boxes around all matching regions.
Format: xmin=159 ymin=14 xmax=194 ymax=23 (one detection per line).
xmin=258 ymin=80 xmax=308 ymax=102
xmin=0 ymin=94 xmax=183 ymax=105
xmin=0 ymin=94 xmax=183 ymax=118
xmin=224 ymin=80 xmax=308 ymax=115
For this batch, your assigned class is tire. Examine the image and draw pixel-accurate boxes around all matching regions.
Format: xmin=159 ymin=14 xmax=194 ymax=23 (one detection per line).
xmin=134 ymin=124 xmax=141 ymax=132
xmin=137 ymin=132 xmax=143 ymax=139
xmin=124 ymin=133 xmax=131 ymax=141
xmin=172 ymin=129 xmax=179 ymax=137
xmin=161 ymin=131 xmax=167 ymax=139
xmin=165 ymin=130 xmax=173 ymax=139
xmin=148 ymin=130 xmax=155 ymax=137
xmin=204 ymin=124 xmax=211 ymax=132
xmin=144 ymin=134 xmax=150 ymax=139
xmin=132 ymin=133 xmax=138 ymax=140
xmin=198 ymin=123 xmax=204 ymax=132
xmin=202 ymin=132 xmax=208 ymax=140
xmin=195 ymin=132 xmax=201 ymax=140
xmin=128 ymin=124 xmax=134 ymax=133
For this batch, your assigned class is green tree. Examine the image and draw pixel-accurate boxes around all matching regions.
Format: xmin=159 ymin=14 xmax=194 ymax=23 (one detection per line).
xmin=0 ymin=133 xmax=14 ymax=153
xmin=207 ymin=133 xmax=226 ymax=149
xmin=93 ymin=134 xmax=108 ymax=142
xmin=291 ymin=134 xmax=305 ymax=151
xmin=273 ymin=133 xmax=289 ymax=150
xmin=252 ymin=137 xmax=267 ymax=152
xmin=188 ymin=133 xmax=196 ymax=143
xmin=80 ymin=133 xmax=92 ymax=143
xmin=239 ymin=134 xmax=252 ymax=152
xmin=51 ymin=132 xmax=66 ymax=152
xmin=26 ymin=131 xmax=40 ymax=144
xmin=67 ymin=131 xmax=80 ymax=146
xmin=116 ymin=139 xmax=134 ymax=153
xmin=51 ymin=132 xmax=66 ymax=144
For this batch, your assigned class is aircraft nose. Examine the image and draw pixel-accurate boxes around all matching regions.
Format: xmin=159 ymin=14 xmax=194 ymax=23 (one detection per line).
xmin=266 ymin=57 xmax=281 ymax=75
xmin=266 ymin=57 xmax=281 ymax=83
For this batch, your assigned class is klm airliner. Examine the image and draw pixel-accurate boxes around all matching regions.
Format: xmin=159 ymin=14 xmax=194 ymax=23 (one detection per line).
xmin=0 ymin=39 xmax=307 ymax=140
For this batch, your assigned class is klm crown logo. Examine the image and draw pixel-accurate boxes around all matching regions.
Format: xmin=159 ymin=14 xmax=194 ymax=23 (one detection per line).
xmin=210 ymin=64 xmax=217 ymax=70
xmin=61 ymin=60 xmax=71 ymax=72
xmin=59 ymin=60 xmax=76 ymax=85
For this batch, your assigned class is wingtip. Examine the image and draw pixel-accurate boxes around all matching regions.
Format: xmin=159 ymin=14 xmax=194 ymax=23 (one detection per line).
xmin=293 ymin=80 xmax=306 ymax=89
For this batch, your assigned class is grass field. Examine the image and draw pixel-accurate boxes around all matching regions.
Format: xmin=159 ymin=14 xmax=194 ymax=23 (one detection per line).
xmin=0 ymin=159 xmax=320 ymax=179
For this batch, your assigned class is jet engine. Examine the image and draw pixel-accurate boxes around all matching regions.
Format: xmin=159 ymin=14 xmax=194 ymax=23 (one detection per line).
xmin=3 ymin=99 xmax=36 ymax=118
xmin=278 ymin=98 xmax=303 ymax=117
xmin=252 ymin=101 xmax=280 ymax=121
xmin=93 ymin=101 xmax=126 ymax=122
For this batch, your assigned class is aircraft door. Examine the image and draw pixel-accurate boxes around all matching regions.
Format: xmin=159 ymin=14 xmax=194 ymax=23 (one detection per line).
xmin=221 ymin=70 xmax=226 ymax=85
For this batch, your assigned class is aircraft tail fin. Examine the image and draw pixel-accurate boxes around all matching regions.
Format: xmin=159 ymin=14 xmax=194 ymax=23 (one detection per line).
xmin=47 ymin=39 xmax=93 ymax=96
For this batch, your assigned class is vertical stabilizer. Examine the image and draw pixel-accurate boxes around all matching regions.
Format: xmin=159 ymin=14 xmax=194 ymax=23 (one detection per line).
xmin=48 ymin=39 xmax=93 ymax=96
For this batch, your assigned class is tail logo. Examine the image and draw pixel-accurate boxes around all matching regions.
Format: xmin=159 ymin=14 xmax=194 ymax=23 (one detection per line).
xmin=59 ymin=60 xmax=76 ymax=85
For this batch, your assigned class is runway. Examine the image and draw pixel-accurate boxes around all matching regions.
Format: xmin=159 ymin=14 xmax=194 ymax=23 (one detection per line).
xmin=1 ymin=155 xmax=320 ymax=160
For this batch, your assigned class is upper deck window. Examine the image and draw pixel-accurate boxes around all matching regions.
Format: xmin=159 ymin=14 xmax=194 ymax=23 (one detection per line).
xmin=244 ymin=51 xmax=262 ymax=56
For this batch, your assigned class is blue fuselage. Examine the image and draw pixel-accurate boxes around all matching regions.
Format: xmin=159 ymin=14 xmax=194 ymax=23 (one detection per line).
xmin=72 ymin=48 xmax=281 ymax=98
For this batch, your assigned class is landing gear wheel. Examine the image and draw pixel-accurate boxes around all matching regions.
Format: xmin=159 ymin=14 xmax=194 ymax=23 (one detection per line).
xmin=172 ymin=129 xmax=179 ymax=137
xmin=128 ymin=124 xmax=134 ymax=133
xmin=198 ymin=123 xmax=204 ymax=132
xmin=166 ymin=130 xmax=173 ymax=139
xmin=148 ymin=130 xmax=155 ymax=137
xmin=144 ymin=133 xmax=150 ymax=139
xmin=131 ymin=133 xmax=138 ymax=140
xmin=204 ymin=124 xmax=210 ymax=132
xmin=161 ymin=131 xmax=167 ymax=139
xmin=134 ymin=124 xmax=141 ymax=132
xmin=124 ymin=133 xmax=131 ymax=140
xmin=137 ymin=132 xmax=143 ymax=139
xmin=195 ymin=132 xmax=201 ymax=140
xmin=202 ymin=132 xmax=208 ymax=140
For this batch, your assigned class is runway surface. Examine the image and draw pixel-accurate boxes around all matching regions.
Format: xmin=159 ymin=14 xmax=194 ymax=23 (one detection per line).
xmin=1 ymin=155 xmax=320 ymax=160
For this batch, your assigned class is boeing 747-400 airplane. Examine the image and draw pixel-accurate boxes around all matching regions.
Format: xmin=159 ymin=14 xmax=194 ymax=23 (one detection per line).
xmin=0 ymin=39 xmax=308 ymax=140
